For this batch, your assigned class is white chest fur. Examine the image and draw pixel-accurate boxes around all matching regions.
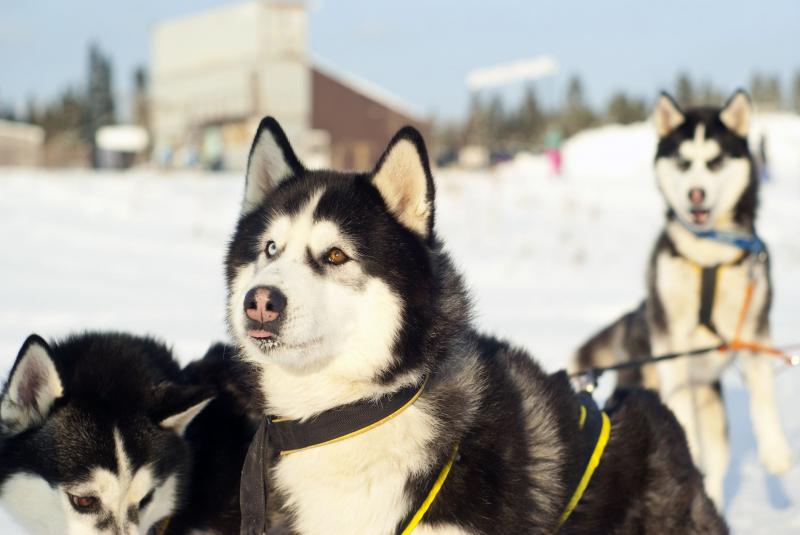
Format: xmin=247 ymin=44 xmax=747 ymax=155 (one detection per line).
xmin=273 ymin=405 xmax=437 ymax=535
xmin=654 ymin=245 xmax=768 ymax=382
xmin=655 ymin=249 xmax=767 ymax=340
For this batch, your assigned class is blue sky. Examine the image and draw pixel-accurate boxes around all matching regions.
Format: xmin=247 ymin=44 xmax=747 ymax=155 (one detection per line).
xmin=1 ymin=0 xmax=798 ymax=119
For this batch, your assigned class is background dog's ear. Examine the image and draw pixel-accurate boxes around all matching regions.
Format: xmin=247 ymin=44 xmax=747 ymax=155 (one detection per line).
xmin=720 ymin=89 xmax=751 ymax=138
xmin=372 ymin=127 xmax=435 ymax=239
xmin=151 ymin=383 xmax=214 ymax=437
xmin=653 ymin=92 xmax=685 ymax=137
xmin=242 ymin=117 xmax=305 ymax=213
xmin=0 ymin=335 xmax=63 ymax=434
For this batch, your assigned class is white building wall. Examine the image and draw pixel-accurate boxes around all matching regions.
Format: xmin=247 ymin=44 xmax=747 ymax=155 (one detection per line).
xmin=151 ymin=1 xmax=309 ymax=168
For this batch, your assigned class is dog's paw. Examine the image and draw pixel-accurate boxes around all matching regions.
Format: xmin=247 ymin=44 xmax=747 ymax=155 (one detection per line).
xmin=760 ymin=439 xmax=793 ymax=475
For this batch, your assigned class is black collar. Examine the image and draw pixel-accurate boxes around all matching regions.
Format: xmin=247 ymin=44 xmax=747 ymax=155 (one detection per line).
xmin=240 ymin=377 xmax=427 ymax=535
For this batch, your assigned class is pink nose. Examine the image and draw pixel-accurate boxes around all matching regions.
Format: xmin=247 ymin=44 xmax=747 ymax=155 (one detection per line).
xmin=243 ymin=287 xmax=286 ymax=323
xmin=688 ymin=188 xmax=705 ymax=205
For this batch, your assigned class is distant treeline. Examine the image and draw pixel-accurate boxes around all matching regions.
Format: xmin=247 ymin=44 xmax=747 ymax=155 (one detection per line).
xmin=0 ymin=43 xmax=146 ymax=167
xmin=1 ymin=50 xmax=798 ymax=162
xmin=434 ymin=70 xmax=800 ymax=155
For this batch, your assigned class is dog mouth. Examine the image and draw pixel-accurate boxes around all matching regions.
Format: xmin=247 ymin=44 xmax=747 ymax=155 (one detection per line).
xmin=248 ymin=330 xmax=281 ymax=351
xmin=247 ymin=323 xmax=280 ymax=350
xmin=689 ymin=208 xmax=710 ymax=225
xmin=245 ymin=329 xmax=324 ymax=355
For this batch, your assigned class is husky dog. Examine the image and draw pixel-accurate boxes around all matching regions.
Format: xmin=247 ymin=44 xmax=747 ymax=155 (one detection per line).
xmin=0 ymin=333 xmax=256 ymax=534
xmin=573 ymin=90 xmax=792 ymax=507
xmin=225 ymin=117 xmax=725 ymax=534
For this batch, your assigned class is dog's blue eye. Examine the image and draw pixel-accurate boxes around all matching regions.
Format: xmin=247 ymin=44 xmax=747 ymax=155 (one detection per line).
xmin=265 ymin=241 xmax=278 ymax=258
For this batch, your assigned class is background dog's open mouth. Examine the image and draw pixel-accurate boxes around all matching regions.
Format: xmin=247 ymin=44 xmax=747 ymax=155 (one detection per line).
xmin=690 ymin=209 xmax=710 ymax=225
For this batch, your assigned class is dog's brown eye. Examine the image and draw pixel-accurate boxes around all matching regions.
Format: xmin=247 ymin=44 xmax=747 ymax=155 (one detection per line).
xmin=325 ymin=248 xmax=349 ymax=265
xmin=68 ymin=494 xmax=99 ymax=513
xmin=676 ymin=156 xmax=691 ymax=171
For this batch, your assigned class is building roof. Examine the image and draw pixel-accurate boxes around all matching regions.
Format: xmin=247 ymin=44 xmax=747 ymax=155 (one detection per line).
xmin=312 ymin=56 xmax=427 ymax=123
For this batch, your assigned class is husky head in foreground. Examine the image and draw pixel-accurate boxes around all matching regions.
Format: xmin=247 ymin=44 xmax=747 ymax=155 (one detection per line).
xmin=226 ymin=119 xmax=726 ymax=534
xmin=226 ymin=119 xmax=441 ymax=418
xmin=653 ymin=89 xmax=757 ymax=231
xmin=0 ymin=333 xmax=211 ymax=534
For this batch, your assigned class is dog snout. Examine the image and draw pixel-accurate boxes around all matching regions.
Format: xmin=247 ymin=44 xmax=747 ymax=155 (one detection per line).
xmin=244 ymin=286 xmax=287 ymax=323
xmin=688 ymin=188 xmax=706 ymax=205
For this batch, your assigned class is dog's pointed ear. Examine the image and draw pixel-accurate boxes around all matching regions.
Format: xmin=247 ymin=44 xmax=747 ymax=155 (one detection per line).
xmin=372 ymin=127 xmax=435 ymax=239
xmin=653 ymin=92 xmax=685 ymax=138
xmin=242 ymin=117 xmax=305 ymax=213
xmin=720 ymin=89 xmax=751 ymax=138
xmin=151 ymin=383 xmax=214 ymax=437
xmin=1 ymin=335 xmax=63 ymax=434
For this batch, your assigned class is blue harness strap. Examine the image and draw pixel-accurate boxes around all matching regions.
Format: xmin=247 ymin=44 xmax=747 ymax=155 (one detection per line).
xmin=676 ymin=217 xmax=765 ymax=254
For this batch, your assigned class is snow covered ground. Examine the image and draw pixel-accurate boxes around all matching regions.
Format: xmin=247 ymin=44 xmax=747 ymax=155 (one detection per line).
xmin=1 ymin=114 xmax=799 ymax=532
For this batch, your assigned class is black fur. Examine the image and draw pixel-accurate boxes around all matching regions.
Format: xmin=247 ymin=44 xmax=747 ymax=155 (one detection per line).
xmin=0 ymin=333 xmax=194 ymax=495
xmin=0 ymin=333 xmax=257 ymax=534
xmin=166 ymin=343 xmax=260 ymax=534
xmin=228 ymin=118 xmax=726 ymax=534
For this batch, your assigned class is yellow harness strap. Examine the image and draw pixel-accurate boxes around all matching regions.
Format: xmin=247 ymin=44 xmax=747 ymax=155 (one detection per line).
xmin=401 ymin=442 xmax=460 ymax=535
xmin=557 ymin=404 xmax=611 ymax=529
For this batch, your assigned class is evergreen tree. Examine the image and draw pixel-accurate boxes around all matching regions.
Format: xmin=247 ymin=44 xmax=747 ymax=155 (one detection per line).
xmin=561 ymin=75 xmax=595 ymax=136
xmin=85 ymin=43 xmax=116 ymax=164
xmin=765 ymin=76 xmax=782 ymax=109
xmin=697 ymin=82 xmax=723 ymax=106
xmin=33 ymin=88 xmax=88 ymax=140
xmin=0 ymin=98 xmax=15 ymax=121
xmin=751 ymin=73 xmax=783 ymax=110
xmin=606 ymin=92 xmax=647 ymax=124
xmin=517 ymin=85 xmax=544 ymax=144
xmin=485 ymin=94 xmax=506 ymax=145
xmin=750 ymin=73 xmax=768 ymax=108
xmin=464 ymin=93 xmax=487 ymax=145
xmin=132 ymin=66 xmax=149 ymax=127
xmin=793 ymin=71 xmax=800 ymax=112
xmin=675 ymin=72 xmax=694 ymax=106
xmin=25 ymin=97 xmax=39 ymax=125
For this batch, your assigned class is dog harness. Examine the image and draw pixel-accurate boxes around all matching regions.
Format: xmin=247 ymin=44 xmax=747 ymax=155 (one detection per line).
xmin=239 ymin=376 xmax=459 ymax=535
xmin=557 ymin=392 xmax=612 ymax=530
xmin=692 ymin=252 xmax=750 ymax=337
xmin=674 ymin=217 xmax=760 ymax=338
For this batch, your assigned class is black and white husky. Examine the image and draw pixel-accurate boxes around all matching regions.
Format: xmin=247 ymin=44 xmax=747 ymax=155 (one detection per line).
xmin=0 ymin=333 xmax=256 ymax=534
xmin=225 ymin=118 xmax=726 ymax=534
xmin=573 ymin=90 xmax=793 ymax=507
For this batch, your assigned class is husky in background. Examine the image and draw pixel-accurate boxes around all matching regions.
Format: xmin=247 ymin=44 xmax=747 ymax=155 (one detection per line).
xmin=0 ymin=333 xmax=256 ymax=534
xmin=573 ymin=90 xmax=792 ymax=507
xmin=225 ymin=117 xmax=725 ymax=534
